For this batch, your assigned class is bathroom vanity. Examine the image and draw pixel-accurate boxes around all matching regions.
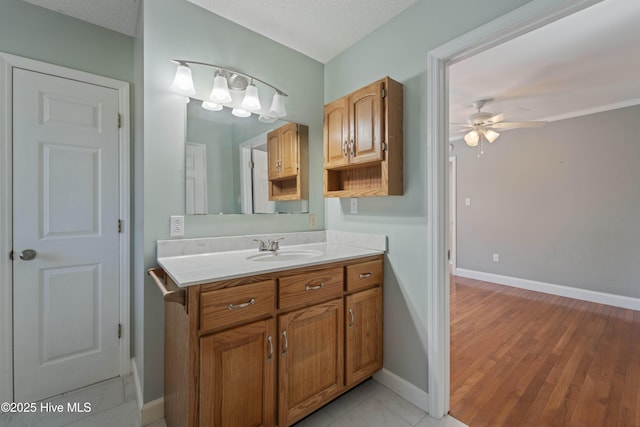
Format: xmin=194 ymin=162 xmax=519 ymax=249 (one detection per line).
xmin=151 ymin=233 xmax=385 ymax=427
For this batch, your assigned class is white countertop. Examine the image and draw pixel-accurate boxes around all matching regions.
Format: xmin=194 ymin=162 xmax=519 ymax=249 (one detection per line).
xmin=157 ymin=242 xmax=383 ymax=287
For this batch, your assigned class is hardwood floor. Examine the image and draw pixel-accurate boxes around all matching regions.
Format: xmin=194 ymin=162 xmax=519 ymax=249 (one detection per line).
xmin=449 ymin=276 xmax=640 ymax=426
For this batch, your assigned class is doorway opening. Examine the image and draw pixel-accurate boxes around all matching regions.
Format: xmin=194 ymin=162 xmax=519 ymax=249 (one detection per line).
xmin=425 ymin=0 xmax=603 ymax=417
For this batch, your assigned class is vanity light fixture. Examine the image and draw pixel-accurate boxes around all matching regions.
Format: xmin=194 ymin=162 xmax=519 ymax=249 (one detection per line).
xmin=170 ymin=60 xmax=288 ymax=118
xmin=170 ymin=61 xmax=197 ymax=97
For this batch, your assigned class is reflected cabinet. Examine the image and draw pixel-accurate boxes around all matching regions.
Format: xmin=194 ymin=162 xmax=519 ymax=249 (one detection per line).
xmin=267 ymin=122 xmax=308 ymax=201
xmin=323 ymin=76 xmax=403 ymax=197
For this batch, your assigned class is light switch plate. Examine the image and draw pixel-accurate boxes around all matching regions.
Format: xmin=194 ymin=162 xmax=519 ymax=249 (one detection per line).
xmin=350 ymin=198 xmax=358 ymax=214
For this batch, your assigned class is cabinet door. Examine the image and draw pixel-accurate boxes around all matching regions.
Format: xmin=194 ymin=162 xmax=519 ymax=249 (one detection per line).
xmin=200 ymin=319 xmax=276 ymax=427
xmin=279 ymin=299 xmax=344 ymax=426
xmin=323 ymin=97 xmax=350 ymax=169
xmin=349 ymin=80 xmax=384 ymax=165
xmin=267 ymin=130 xmax=280 ymax=180
xmin=279 ymin=123 xmax=298 ymax=178
xmin=345 ymin=287 xmax=383 ymax=387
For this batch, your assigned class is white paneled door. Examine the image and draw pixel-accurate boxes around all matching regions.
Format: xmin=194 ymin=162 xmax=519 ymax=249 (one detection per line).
xmin=12 ymin=68 xmax=121 ymax=402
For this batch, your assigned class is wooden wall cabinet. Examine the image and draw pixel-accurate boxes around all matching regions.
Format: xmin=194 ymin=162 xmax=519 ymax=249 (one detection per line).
xmin=267 ymin=122 xmax=308 ymax=201
xmin=158 ymin=255 xmax=383 ymax=427
xmin=323 ymin=76 xmax=403 ymax=197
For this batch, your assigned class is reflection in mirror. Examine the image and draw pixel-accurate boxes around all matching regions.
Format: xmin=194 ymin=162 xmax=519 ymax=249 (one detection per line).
xmin=185 ymin=100 xmax=309 ymax=215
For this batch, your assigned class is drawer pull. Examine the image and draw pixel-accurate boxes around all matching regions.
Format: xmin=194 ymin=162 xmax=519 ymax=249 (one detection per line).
xmin=359 ymin=272 xmax=373 ymax=279
xmin=305 ymin=283 xmax=324 ymax=291
xmin=267 ymin=336 xmax=273 ymax=361
xmin=227 ymin=298 xmax=256 ymax=310
xmin=348 ymin=308 xmax=355 ymax=328
xmin=281 ymin=331 xmax=288 ymax=357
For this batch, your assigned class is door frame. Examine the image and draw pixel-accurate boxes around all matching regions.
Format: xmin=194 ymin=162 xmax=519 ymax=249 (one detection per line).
xmin=0 ymin=52 xmax=131 ymax=403
xmin=448 ymin=156 xmax=457 ymax=274
xmin=425 ymin=0 xmax=603 ymax=417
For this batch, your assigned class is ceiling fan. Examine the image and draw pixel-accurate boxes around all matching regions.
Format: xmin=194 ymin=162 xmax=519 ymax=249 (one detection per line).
xmin=453 ymin=99 xmax=546 ymax=153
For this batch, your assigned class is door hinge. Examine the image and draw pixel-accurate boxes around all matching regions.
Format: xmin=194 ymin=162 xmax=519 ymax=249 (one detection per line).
xmin=118 ymin=219 xmax=124 ymax=233
xmin=448 ymin=249 xmax=451 ymax=261
xmin=249 ymin=160 xmax=254 ymax=169
xmin=117 ymin=113 xmax=123 ymax=129
xmin=382 ymin=142 xmax=388 ymax=152
xmin=381 ymin=88 xmax=387 ymax=98
xmin=9 ymin=250 xmax=13 ymax=261
xmin=118 ymin=323 xmax=122 ymax=339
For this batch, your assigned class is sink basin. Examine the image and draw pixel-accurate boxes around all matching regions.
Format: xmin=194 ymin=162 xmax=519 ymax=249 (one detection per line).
xmin=246 ymin=248 xmax=323 ymax=262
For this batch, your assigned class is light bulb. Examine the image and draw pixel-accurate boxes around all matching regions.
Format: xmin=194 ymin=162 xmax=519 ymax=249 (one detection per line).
xmin=269 ymin=93 xmax=287 ymax=118
xmin=170 ymin=63 xmax=196 ymax=97
xmin=210 ymin=72 xmax=232 ymax=104
xmin=464 ymin=130 xmax=479 ymax=147
xmin=241 ymin=81 xmax=262 ymax=111
xmin=232 ymin=108 xmax=251 ymax=118
xmin=202 ymin=101 xmax=222 ymax=111
xmin=258 ymin=115 xmax=277 ymax=123
xmin=484 ymin=129 xmax=500 ymax=143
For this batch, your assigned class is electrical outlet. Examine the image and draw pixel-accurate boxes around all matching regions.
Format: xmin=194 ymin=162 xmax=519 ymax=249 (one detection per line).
xmin=492 ymin=253 xmax=500 ymax=262
xmin=170 ymin=215 xmax=184 ymax=237
xmin=350 ymin=198 xmax=358 ymax=214
xmin=465 ymin=198 xmax=471 ymax=206
xmin=308 ymin=214 xmax=317 ymax=229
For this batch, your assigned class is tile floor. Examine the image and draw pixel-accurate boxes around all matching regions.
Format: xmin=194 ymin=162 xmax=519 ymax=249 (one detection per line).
xmin=0 ymin=376 xmax=466 ymax=427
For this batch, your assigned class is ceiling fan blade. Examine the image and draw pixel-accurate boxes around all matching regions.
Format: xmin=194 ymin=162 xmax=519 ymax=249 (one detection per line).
xmin=489 ymin=121 xmax=546 ymax=129
xmin=486 ymin=112 xmax=505 ymax=124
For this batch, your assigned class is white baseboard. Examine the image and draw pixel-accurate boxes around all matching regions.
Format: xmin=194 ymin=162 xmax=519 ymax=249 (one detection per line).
xmin=141 ymin=397 xmax=164 ymax=426
xmin=456 ymin=268 xmax=640 ymax=311
xmin=130 ymin=358 xmax=165 ymax=426
xmin=130 ymin=358 xmax=144 ymax=411
xmin=373 ymin=368 xmax=430 ymax=414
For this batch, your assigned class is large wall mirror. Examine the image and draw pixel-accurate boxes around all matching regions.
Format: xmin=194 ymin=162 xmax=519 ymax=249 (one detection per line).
xmin=185 ymin=100 xmax=309 ymax=215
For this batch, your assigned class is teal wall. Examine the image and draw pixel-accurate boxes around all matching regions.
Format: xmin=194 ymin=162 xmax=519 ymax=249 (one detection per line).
xmin=324 ymin=0 xmax=532 ymax=393
xmin=0 ymin=0 xmax=133 ymax=83
xmin=141 ymin=0 xmax=325 ymax=401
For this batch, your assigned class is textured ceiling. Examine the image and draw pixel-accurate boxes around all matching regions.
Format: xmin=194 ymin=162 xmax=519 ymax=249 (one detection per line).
xmin=187 ymin=0 xmax=418 ymax=63
xmin=22 ymin=0 xmax=140 ymax=36
xmin=449 ymin=0 xmax=640 ymax=129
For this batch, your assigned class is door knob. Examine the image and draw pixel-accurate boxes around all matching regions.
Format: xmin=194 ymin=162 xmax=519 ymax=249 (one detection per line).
xmin=19 ymin=249 xmax=37 ymax=261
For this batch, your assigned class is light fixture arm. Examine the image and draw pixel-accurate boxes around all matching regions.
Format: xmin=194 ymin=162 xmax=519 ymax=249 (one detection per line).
xmin=172 ymin=59 xmax=288 ymax=97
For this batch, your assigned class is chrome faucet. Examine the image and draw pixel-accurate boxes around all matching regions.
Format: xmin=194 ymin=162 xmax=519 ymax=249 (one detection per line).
xmin=253 ymin=238 xmax=284 ymax=252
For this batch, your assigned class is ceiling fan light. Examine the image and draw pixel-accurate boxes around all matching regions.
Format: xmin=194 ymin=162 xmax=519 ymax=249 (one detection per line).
xmin=241 ymin=81 xmax=262 ymax=111
xmin=484 ymin=129 xmax=500 ymax=143
xmin=269 ymin=93 xmax=287 ymax=118
xmin=210 ymin=72 xmax=232 ymax=104
xmin=464 ymin=130 xmax=479 ymax=147
xmin=170 ymin=63 xmax=196 ymax=97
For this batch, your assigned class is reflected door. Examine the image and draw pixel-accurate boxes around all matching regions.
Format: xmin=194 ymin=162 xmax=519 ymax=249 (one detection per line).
xmin=186 ymin=142 xmax=208 ymax=215
xmin=252 ymin=150 xmax=275 ymax=214
xmin=12 ymin=68 xmax=121 ymax=401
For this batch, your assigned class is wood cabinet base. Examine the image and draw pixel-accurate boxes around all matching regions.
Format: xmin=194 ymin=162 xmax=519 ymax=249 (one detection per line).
xmin=161 ymin=255 xmax=383 ymax=427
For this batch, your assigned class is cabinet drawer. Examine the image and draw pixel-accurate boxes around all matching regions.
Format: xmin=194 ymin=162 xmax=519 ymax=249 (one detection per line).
xmin=279 ymin=267 xmax=343 ymax=310
xmin=200 ymin=280 xmax=275 ymax=333
xmin=346 ymin=260 xmax=383 ymax=292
